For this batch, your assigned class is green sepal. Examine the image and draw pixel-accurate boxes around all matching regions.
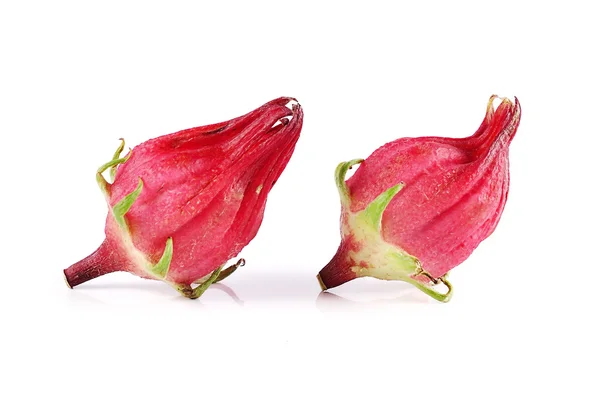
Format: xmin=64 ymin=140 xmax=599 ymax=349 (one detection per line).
xmin=404 ymin=275 xmax=453 ymax=303
xmin=112 ymin=178 xmax=143 ymax=231
xmin=96 ymin=172 xmax=110 ymax=197
xmin=98 ymin=155 xmax=130 ymax=178
xmin=192 ymin=267 xmax=222 ymax=298
xmin=191 ymin=258 xmax=246 ymax=285
xmin=176 ymin=266 xmax=224 ymax=299
xmin=388 ymin=251 xmax=419 ymax=272
xmin=389 ymin=253 xmax=453 ymax=302
xmin=357 ymin=182 xmax=404 ymax=231
xmin=335 ymin=159 xmax=364 ymax=207
xmin=151 ymin=237 xmax=173 ymax=279
xmin=214 ymin=258 xmax=245 ymax=283
xmin=110 ymin=138 xmax=126 ymax=182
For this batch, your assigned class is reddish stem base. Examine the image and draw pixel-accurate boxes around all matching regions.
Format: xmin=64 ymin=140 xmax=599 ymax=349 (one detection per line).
xmin=317 ymin=245 xmax=357 ymax=290
xmin=63 ymin=240 xmax=123 ymax=288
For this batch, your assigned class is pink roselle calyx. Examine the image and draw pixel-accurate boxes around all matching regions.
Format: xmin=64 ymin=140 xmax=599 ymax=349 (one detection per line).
xmin=64 ymin=97 xmax=303 ymax=298
xmin=317 ymin=96 xmax=521 ymax=302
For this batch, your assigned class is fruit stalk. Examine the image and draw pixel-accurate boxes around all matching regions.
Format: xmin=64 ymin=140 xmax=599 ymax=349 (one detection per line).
xmin=64 ymin=240 xmax=126 ymax=288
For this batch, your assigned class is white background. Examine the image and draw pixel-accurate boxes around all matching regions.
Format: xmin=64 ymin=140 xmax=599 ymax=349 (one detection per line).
xmin=1 ymin=1 xmax=598 ymax=405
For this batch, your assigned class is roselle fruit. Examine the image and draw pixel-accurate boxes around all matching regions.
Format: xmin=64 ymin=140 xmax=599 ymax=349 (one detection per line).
xmin=317 ymin=95 xmax=521 ymax=302
xmin=64 ymin=97 xmax=303 ymax=298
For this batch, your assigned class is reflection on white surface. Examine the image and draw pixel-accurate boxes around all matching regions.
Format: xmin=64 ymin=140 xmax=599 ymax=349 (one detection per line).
xmin=210 ymin=283 xmax=245 ymax=306
xmin=316 ymin=289 xmax=425 ymax=306
xmin=66 ymin=275 xmax=246 ymax=307
xmin=315 ymin=284 xmax=432 ymax=312
xmin=62 ymin=269 xmax=439 ymax=308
